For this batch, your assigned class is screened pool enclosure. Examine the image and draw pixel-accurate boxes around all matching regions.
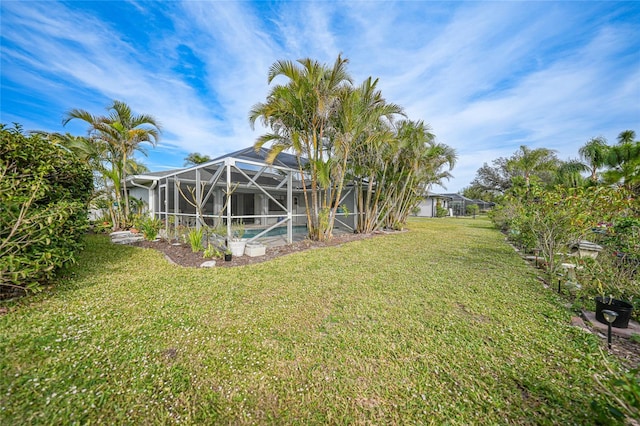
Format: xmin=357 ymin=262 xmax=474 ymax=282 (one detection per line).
xmin=127 ymin=147 xmax=357 ymax=244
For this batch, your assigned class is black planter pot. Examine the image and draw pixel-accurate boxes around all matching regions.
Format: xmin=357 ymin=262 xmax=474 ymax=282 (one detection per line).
xmin=224 ymin=253 xmax=232 ymax=262
xmin=595 ymin=296 xmax=633 ymax=329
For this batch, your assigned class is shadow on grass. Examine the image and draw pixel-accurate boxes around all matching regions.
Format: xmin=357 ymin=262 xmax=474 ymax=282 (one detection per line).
xmin=1 ymin=234 xmax=138 ymax=309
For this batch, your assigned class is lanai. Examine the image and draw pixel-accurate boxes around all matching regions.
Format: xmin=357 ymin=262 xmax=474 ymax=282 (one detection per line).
xmin=127 ymin=147 xmax=357 ymax=244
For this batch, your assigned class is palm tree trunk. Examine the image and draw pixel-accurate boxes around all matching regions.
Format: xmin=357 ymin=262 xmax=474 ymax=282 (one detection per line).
xmin=326 ymin=153 xmax=350 ymax=239
xmin=122 ymin=151 xmax=130 ymax=226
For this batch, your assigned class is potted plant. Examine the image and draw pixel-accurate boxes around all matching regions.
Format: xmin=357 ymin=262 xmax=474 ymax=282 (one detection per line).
xmin=574 ymin=233 xmax=637 ymax=329
xmin=593 ymin=278 xmax=633 ymax=329
xmin=224 ymin=249 xmax=232 ymax=262
xmin=227 ymin=222 xmax=246 ymax=257
xmin=595 ymin=295 xmax=633 ymax=328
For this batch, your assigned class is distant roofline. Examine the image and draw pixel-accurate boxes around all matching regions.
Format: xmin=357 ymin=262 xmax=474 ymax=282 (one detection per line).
xmin=128 ymin=145 xmax=305 ymax=180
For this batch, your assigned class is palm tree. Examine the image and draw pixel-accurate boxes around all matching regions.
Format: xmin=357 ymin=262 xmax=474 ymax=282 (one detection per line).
xmin=603 ymin=130 xmax=640 ymax=192
xmin=349 ymin=120 xmax=397 ymax=232
xmin=383 ymin=120 xmax=456 ymax=228
xmin=64 ymin=101 xmax=161 ymax=227
xmin=32 ymin=131 xmax=100 ymax=163
xmin=184 ymin=152 xmax=212 ymax=166
xmin=555 ymin=159 xmax=587 ymax=188
xmin=507 ymin=145 xmax=559 ymax=188
xmin=249 ymin=56 xmax=352 ymax=241
xmin=618 ymin=129 xmax=636 ymax=144
xmin=328 ymin=77 xmax=404 ymax=236
xmin=579 ymin=136 xmax=609 ymax=183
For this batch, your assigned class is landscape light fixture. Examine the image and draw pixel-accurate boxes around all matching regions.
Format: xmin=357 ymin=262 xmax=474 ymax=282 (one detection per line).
xmin=601 ymin=309 xmax=618 ymax=350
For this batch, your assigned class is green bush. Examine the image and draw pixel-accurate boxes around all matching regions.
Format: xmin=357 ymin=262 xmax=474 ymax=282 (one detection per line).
xmin=466 ymin=204 xmax=479 ymax=217
xmin=491 ymin=184 xmax=639 ymax=315
xmin=436 ymin=205 xmax=448 ymax=218
xmin=136 ymin=216 xmax=163 ymax=241
xmin=0 ymin=124 xmax=92 ymax=296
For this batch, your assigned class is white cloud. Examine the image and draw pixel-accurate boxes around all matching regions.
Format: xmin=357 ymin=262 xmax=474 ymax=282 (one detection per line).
xmin=1 ymin=0 xmax=638 ymax=192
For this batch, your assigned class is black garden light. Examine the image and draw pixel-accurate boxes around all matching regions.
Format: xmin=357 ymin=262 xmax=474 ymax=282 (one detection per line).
xmin=601 ymin=309 xmax=619 ymax=350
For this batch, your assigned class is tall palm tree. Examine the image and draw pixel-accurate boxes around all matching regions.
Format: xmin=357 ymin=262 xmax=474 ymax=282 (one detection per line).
xmin=375 ymin=120 xmax=456 ymax=229
xmin=249 ymin=56 xmax=352 ymax=241
xmin=64 ymin=101 xmax=161 ymax=226
xmin=328 ymin=77 xmax=404 ymax=236
xmin=349 ymin=119 xmax=397 ymax=232
xmin=578 ymin=136 xmax=609 ymax=183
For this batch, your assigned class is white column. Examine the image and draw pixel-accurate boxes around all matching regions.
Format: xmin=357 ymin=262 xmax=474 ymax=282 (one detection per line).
xmin=196 ymin=168 xmax=202 ymax=229
xmin=287 ymin=171 xmax=293 ymax=243
xmin=226 ymin=158 xmax=232 ymax=240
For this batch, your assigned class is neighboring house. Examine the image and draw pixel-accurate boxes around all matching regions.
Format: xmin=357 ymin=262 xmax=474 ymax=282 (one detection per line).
xmin=441 ymin=193 xmax=477 ymax=216
xmin=415 ymin=193 xmax=494 ymax=217
xmin=415 ymin=193 xmax=452 ymax=217
xmin=472 ymin=199 xmax=495 ymax=212
xmin=126 ymin=146 xmax=357 ymax=243
xmin=441 ymin=193 xmax=495 ymax=216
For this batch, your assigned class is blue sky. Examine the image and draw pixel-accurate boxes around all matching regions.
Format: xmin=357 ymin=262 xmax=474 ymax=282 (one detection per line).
xmin=2 ymin=1 xmax=639 ymax=192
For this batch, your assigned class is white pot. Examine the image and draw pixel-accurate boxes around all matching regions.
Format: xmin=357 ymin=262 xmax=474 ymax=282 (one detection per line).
xmin=228 ymin=240 xmax=246 ymax=257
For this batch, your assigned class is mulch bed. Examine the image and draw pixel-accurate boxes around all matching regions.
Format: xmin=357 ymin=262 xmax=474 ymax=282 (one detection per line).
xmin=131 ymin=231 xmax=380 ymax=268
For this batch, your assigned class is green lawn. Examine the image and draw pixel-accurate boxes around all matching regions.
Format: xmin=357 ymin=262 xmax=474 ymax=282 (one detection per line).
xmin=0 ymin=218 xmax=618 ymax=424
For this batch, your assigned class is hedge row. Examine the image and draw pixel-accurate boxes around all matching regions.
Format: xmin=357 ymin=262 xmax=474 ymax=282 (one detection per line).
xmin=1 ymin=124 xmax=93 ymax=297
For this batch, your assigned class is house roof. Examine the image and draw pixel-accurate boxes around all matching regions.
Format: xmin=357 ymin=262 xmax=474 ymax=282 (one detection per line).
xmin=424 ymin=192 xmax=453 ymax=199
xmin=210 ymin=146 xmax=304 ymax=170
xmin=427 ymin=193 xmax=494 ymax=206
xmin=130 ymin=146 xmax=303 ymax=181
xmin=441 ymin=193 xmax=477 ymax=203
xmin=128 ymin=146 xmax=306 ymax=189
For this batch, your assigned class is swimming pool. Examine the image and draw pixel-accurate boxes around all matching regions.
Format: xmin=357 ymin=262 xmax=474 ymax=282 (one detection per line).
xmin=244 ymin=225 xmax=307 ymax=239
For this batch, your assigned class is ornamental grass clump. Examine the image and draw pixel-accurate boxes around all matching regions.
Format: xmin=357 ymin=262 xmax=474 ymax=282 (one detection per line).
xmin=187 ymin=228 xmax=204 ymax=253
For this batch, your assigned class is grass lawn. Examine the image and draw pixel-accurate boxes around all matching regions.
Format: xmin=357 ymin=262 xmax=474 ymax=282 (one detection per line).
xmin=0 ymin=217 xmax=619 ymax=424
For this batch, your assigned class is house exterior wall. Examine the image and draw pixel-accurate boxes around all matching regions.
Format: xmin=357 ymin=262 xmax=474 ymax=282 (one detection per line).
xmin=128 ymin=187 xmax=152 ymax=217
xmin=415 ymin=196 xmax=449 ymax=217
xmin=416 ymin=198 xmax=436 ymax=217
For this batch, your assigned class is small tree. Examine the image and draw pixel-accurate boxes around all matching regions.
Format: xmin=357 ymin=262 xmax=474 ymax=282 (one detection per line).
xmin=466 ymin=204 xmax=479 ymax=218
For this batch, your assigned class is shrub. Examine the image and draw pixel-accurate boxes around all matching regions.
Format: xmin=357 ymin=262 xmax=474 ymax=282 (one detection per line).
xmin=576 ymin=216 xmax=640 ymax=318
xmin=91 ymin=217 xmax=113 ymax=234
xmin=466 ymin=204 xmax=479 ymax=217
xmin=203 ymin=245 xmax=222 ymax=259
xmin=136 ymin=216 xmax=163 ymax=241
xmin=0 ymin=124 xmax=92 ymax=296
xmin=593 ymin=364 xmax=640 ymax=424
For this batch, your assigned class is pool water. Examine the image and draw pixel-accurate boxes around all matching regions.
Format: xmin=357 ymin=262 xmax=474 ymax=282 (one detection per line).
xmin=244 ymin=225 xmax=307 ymax=239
